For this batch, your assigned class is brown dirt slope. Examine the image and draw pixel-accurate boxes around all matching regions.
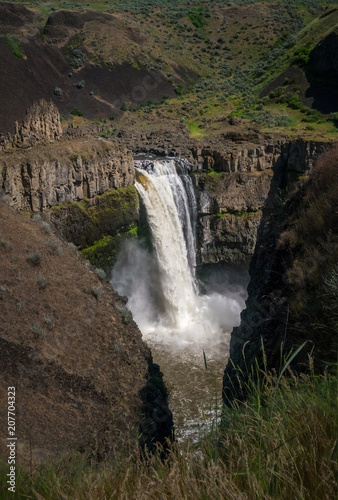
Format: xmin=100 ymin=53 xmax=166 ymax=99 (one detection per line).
xmin=0 ymin=4 xmax=178 ymax=134
xmin=0 ymin=197 xmax=151 ymax=466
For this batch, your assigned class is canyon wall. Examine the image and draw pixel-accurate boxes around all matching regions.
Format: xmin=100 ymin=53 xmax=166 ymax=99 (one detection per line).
xmin=0 ymin=99 xmax=135 ymax=213
xmin=0 ymin=139 xmax=134 ymax=212
xmin=0 ymin=99 xmax=330 ymax=272
xmin=192 ymin=139 xmax=328 ymax=265
xmin=222 ymin=144 xmax=337 ymax=405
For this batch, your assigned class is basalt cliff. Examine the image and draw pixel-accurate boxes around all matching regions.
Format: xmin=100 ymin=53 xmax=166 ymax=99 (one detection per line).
xmin=0 ymin=100 xmax=329 ymax=270
xmin=223 ymin=144 xmax=338 ymax=404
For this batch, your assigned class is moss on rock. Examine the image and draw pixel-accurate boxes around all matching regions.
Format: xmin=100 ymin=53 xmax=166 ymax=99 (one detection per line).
xmin=49 ymin=185 xmax=139 ymax=271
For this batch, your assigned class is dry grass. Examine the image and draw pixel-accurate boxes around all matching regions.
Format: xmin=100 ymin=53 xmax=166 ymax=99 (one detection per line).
xmin=3 ymin=367 xmax=336 ymax=500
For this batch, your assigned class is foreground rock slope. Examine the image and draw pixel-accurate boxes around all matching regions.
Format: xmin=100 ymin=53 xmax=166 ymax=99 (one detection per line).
xmin=0 ymin=199 xmax=155 ymax=465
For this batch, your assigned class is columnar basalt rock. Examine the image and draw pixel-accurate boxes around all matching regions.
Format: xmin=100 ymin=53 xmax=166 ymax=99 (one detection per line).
xmin=0 ymin=99 xmax=62 ymax=151
xmin=191 ymin=139 xmax=328 ymax=173
xmin=192 ymin=139 xmax=329 ymax=265
xmin=0 ymin=140 xmax=134 ymax=211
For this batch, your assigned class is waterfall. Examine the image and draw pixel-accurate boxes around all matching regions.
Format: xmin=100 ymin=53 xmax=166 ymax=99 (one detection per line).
xmin=134 ymin=159 xmax=196 ymax=328
xmin=112 ymin=157 xmax=245 ymax=351
xmin=111 ymin=156 xmax=248 ymax=440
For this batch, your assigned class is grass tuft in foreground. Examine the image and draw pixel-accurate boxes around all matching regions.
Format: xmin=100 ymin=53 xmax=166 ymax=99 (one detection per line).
xmin=1 ymin=364 xmax=336 ymax=499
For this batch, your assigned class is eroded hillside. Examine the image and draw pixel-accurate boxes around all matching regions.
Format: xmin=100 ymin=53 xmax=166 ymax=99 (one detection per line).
xmin=0 ymin=195 xmax=173 ymax=466
xmin=0 ymin=1 xmax=337 ymax=142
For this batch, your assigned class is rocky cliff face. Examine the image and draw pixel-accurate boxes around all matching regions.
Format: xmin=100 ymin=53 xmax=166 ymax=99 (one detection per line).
xmin=0 ymin=99 xmax=135 ymax=212
xmin=192 ymin=170 xmax=273 ymax=264
xmin=0 ymin=99 xmax=62 ymax=151
xmin=222 ymin=144 xmax=337 ymax=405
xmin=192 ymin=138 xmax=328 ymax=173
xmin=0 ymin=138 xmax=134 ymax=212
xmin=192 ymin=139 xmax=328 ymax=265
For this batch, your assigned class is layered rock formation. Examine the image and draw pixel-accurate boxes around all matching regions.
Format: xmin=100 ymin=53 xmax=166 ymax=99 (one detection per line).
xmin=0 ymin=99 xmax=134 ymax=213
xmin=0 ymin=138 xmax=134 ymax=212
xmin=192 ymin=139 xmax=328 ymax=265
xmin=0 ymin=100 xmax=62 ymax=151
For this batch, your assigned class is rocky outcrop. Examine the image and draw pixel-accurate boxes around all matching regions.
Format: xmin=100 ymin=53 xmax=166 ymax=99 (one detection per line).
xmin=0 ymin=139 xmax=134 ymax=211
xmin=193 ymin=170 xmax=274 ymax=264
xmin=192 ymin=142 xmax=283 ymax=172
xmin=197 ymin=212 xmax=261 ymax=264
xmin=192 ymin=139 xmax=330 ymax=265
xmin=49 ymin=185 xmax=139 ymax=272
xmin=192 ymin=139 xmax=328 ymax=173
xmin=0 ymin=100 xmax=62 ymax=151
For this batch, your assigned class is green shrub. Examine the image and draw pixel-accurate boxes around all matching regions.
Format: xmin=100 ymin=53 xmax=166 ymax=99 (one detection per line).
xmin=75 ymin=80 xmax=85 ymax=89
xmin=0 ymin=238 xmax=11 ymax=250
xmin=92 ymin=287 xmax=103 ymax=300
xmin=187 ymin=7 xmax=205 ymax=29
xmin=70 ymin=108 xmax=84 ymax=117
xmin=294 ymin=42 xmax=312 ymax=65
xmin=43 ymin=314 xmax=55 ymax=329
xmin=175 ymin=83 xmax=184 ymax=96
xmin=36 ymin=273 xmax=47 ymax=289
xmin=117 ymin=304 xmax=133 ymax=324
xmin=47 ymin=239 xmax=63 ymax=256
xmin=41 ymin=221 xmax=52 ymax=235
xmin=328 ymin=112 xmax=338 ymax=126
xmin=285 ymin=93 xmax=303 ymax=110
xmin=5 ymin=36 xmax=23 ymax=58
xmin=70 ymin=48 xmax=85 ymax=68
xmin=95 ymin=268 xmax=106 ymax=281
xmin=30 ymin=324 xmax=46 ymax=339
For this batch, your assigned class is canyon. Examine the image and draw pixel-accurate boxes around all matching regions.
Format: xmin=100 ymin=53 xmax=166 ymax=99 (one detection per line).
xmin=0 ymin=100 xmax=328 ymax=269
xmin=0 ymin=79 xmax=335 ymax=500
xmin=0 ymin=1 xmax=336 ymax=496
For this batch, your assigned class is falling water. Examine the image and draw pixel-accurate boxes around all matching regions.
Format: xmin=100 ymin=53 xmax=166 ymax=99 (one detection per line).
xmin=112 ymin=157 xmax=248 ymax=439
xmin=135 ymin=159 xmax=196 ymax=328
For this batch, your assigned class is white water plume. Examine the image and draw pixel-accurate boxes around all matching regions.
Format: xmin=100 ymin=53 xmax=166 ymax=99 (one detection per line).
xmin=111 ymin=159 xmax=247 ymax=354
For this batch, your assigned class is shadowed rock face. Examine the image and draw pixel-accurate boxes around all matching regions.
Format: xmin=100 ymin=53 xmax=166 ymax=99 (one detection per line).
xmin=305 ymin=28 xmax=338 ymax=113
xmin=308 ymin=28 xmax=338 ymax=82
xmin=222 ymin=143 xmax=336 ymax=406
